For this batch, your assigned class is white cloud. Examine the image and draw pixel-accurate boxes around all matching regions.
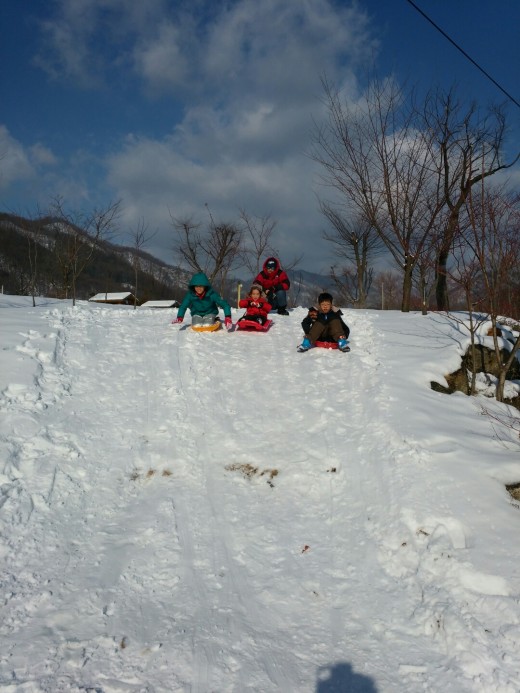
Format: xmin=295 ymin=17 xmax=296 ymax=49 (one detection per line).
xmin=29 ymin=143 xmax=58 ymax=167
xmin=34 ymin=0 xmax=376 ymax=95
xmin=29 ymin=0 xmax=378 ymax=268
xmin=99 ymin=1 xmax=377 ymax=268
xmin=0 ymin=126 xmax=36 ymax=187
xmin=106 ymin=131 xmax=325 ymax=267
xmin=34 ymin=0 xmax=166 ymax=86
xmin=132 ymin=21 xmax=189 ymax=92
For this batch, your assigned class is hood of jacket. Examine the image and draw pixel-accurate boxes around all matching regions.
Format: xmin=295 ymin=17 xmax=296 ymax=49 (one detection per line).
xmin=188 ymin=272 xmax=211 ymax=288
xmin=248 ymin=283 xmax=265 ymax=296
xmin=262 ymin=257 xmax=280 ymax=273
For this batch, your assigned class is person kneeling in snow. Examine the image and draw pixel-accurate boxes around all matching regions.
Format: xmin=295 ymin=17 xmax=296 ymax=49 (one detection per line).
xmin=238 ymin=284 xmax=272 ymax=325
xmin=297 ymin=293 xmax=350 ymax=352
xmin=254 ymin=257 xmax=290 ymax=315
xmin=173 ymin=272 xmax=232 ymax=329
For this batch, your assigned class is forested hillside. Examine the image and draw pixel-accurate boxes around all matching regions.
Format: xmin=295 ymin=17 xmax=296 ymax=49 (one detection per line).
xmin=0 ymin=212 xmax=187 ymax=302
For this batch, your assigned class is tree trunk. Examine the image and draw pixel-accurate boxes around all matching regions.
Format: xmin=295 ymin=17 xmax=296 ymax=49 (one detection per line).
xmin=401 ymin=256 xmax=414 ymax=312
xmin=435 ymin=246 xmax=450 ymax=311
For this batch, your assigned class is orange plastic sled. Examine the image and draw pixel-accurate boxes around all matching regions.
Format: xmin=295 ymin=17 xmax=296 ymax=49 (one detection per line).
xmin=191 ymin=321 xmax=222 ymax=332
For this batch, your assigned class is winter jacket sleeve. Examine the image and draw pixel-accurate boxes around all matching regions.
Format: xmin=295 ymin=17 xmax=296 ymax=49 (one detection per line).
xmin=275 ymin=270 xmax=290 ymax=291
xmin=176 ymin=292 xmax=193 ymax=319
xmin=301 ymin=315 xmax=315 ymax=334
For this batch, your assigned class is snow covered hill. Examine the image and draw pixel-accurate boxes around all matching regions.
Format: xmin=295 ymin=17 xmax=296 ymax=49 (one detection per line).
xmin=1 ymin=296 xmax=519 ymax=692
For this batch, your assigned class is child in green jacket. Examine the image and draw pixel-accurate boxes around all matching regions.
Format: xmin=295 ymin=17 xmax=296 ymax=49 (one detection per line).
xmin=173 ymin=272 xmax=232 ymax=330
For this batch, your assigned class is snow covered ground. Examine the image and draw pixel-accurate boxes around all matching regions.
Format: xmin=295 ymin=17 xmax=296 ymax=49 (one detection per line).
xmin=1 ymin=295 xmax=520 ymax=693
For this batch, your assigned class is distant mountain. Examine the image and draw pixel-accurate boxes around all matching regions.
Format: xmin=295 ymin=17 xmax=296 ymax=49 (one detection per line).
xmin=0 ymin=212 xmax=332 ymax=307
xmin=0 ymin=212 xmax=189 ymax=302
xmin=286 ymin=268 xmax=335 ymax=308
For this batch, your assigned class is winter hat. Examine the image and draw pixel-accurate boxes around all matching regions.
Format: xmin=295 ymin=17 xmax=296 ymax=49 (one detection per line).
xmin=249 ymin=283 xmax=264 ymax=295
xmin=265 ymin=258 xmax=277 ymax=270
xmin=318 ymin=292 xmax=333 ymax=304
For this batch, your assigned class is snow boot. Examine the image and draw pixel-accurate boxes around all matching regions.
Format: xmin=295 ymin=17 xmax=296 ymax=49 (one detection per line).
xmin=337 ymin=337 xmax=350 ymax=353
xmin=297 ymin=337 xmax=312 ymax=352
xmin=277 ymin=307 xmax=289 ymax=315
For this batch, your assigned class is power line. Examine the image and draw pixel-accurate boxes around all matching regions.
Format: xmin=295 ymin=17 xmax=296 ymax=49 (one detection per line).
xmin=406 ymin=0 xmax=520 ymax=109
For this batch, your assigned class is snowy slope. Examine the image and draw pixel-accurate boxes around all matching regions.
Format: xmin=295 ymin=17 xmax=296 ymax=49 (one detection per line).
xmin=1 ymin=296 xmax=519 ymax=693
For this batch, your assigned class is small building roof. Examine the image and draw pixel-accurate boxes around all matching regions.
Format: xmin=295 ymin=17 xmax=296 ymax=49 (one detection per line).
xmin=89 ymin=292 xmax=135 ymax=303
xmin=140 ymin=300 xmax=179 ymax=308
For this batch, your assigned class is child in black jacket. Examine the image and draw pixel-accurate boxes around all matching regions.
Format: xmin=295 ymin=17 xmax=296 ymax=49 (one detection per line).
xmin=298 ymin=293 xmax=350 ymax=352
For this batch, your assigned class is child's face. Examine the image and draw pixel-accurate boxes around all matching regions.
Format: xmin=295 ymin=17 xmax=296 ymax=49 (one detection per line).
xmin=194 ymin=285 xmax=205 ymax=295
xmin=319 ymin=300 xmax=332 ymax=313
xmin=250 ymin=289 xmax=261 ymax=300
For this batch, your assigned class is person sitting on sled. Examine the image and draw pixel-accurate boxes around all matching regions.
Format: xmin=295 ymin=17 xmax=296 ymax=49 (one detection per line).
xmin=297 ymin=292 xmax=350 ymax=352
xmin=301 ymin=306 xmax=318 ymax=335
xmin=238 ymin=284 xmax=272 ymax=325
xmin=173 ymin=272 xmax=232 ymax=329
xmin=253 ymin=257 xmax=290 ymax=315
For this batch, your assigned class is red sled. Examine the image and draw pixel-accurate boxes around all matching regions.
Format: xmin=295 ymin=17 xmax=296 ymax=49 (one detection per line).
xmin=315 ymin=340 xmax=338 ymax=349
xmin=236 ymin=318 xmax=273 ymax=332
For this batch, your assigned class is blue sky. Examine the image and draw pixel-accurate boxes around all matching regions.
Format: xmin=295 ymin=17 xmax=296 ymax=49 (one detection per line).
xmin=1 ymin=0 xmax=519 ymax=273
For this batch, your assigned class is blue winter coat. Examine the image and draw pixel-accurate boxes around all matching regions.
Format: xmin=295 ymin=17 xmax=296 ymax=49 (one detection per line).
xmin=177 ymin=272 xmax=232 ymax=319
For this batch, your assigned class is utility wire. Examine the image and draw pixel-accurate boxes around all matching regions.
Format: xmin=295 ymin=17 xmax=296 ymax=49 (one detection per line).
xmin=406 ymin=0 xmax=520 ymax=109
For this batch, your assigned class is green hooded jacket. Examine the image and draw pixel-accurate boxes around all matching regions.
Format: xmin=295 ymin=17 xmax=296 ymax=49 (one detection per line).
xmin=177 ymin=272 xmax=232 ymax=319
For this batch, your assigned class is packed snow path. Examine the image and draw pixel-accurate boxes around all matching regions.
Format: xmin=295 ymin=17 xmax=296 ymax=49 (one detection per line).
xmin=1 ymin=300 xmax=519 ymax=692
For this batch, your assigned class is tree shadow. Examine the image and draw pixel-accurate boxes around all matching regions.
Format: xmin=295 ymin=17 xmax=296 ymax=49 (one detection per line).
xmin=316 ymin=662 xmax=378 ymax=692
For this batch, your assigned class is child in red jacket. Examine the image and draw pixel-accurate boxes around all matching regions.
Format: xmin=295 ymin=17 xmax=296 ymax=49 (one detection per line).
xmin=238 ymin=284 xmax=272 ymax=325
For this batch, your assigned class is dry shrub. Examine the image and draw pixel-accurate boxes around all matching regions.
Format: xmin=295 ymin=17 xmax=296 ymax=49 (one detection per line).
xmin=506 ymin=483 xmax=520 ymax=502
xmin=225 ymin=463 xmax=279 ymax=487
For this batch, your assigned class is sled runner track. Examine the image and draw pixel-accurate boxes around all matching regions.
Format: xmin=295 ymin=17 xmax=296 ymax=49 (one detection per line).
xmin=165 ymin=328 xmax=298 ymax=691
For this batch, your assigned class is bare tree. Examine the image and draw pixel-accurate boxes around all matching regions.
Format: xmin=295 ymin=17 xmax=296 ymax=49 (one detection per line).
xmin=26 ymin=222 xmax=39 ymax=307
xmin=17 ymin=211 xmax=46 ymax=307
xmin=172 ymin=217 xmax=204 ymax=274
xmin=443 ymin=231 xmax=489 ymax=396
xmin=129 ymin=218 xmax=157 ymax=309
xmin=171 ymin=211 xmax=243 ymax=297
xmin=410 ymin=228 xmax=440 ymax=314
xmin=465 ymin=181 xmax=520 ymax=401
xmin=239 ymin=209 xmax=277 ymax=276
xmin=313 ymin=78 xmax=447 ymax=311
xmin=373 ymin=270 xmax=401 ymax=310
xmin=50 ymin=197 xmax=122 ymax=306
xmin=422 ymin=87 xmax=519 ymax=310
xmin=321 ymin=203 xmax=383 ymax=308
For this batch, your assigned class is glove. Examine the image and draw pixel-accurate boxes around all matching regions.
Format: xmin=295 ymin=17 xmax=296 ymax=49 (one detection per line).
xmin=224 ymin=317 xmax=233 ymax=330
xmin=172 ymin=316 xmax=183 ymax=324
xmin=274 ymin=284 xmax=284 ymax=292
xmin=250 ymin=301 xmax=259 ymax=307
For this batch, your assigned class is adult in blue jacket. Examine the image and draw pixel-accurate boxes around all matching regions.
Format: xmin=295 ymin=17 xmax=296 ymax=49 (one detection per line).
xmin=173 ymin=272 xmax=232 ymax=329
